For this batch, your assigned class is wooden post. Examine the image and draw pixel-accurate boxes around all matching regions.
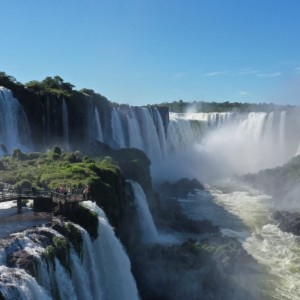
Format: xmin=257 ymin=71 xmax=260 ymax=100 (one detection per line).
xmin=17 ymin=197 xmax=22 ymax=214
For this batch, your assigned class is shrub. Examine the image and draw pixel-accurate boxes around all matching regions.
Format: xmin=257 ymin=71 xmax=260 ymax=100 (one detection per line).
xmin=52 ymin=146 xmax=62 ymax=155
xmin=12 ymin=149 xmax=27 ymax=160
xmin=66 ymin=205 xmax=98 ymax=240
xmin=17 ymin=179 xmax=32 ymax=190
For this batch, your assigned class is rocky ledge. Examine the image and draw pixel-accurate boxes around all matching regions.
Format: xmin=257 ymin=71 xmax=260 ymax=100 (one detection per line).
xmin=273 ymin=211 xmax=300 ymax=235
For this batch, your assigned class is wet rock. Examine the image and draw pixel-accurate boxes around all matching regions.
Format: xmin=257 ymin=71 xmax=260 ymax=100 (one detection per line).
xmin=273 ymin=211 xmax=300 ymax=235
xmin=7 ymin=250 xmax=38 ymax=277
xmin=0 ymin=144 xmax=8 ymax=155
xmin=133 ymin=236 xmax=260 ymax=300
xmin=159 ymin=178 xmax=204 ymax=198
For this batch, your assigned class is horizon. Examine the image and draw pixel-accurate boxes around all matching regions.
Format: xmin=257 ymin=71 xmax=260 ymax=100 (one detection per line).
xmin=1 ymin=0 xmax=300 ymax=106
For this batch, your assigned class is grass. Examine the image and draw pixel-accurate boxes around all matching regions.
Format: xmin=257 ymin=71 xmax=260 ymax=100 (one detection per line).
xmin=0 ymin=147 xmax=120 ymax=193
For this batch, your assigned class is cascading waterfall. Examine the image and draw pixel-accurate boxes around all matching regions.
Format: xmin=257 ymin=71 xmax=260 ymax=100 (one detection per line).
xmin=138 ymin=107 xmax=163 ymax=160
xmin=0 ymin=202 xmax=139 ymax=300
xmin=2 ymin=85 xmax=299 ymax=169
xmin=159 ymin=110 xmax=300 ymax=180
xmin=0 ymin=266 xmax=51 ymax=300
xmin=94 ymin=107 xmax=104 ymax=142
xmin=279 ymin=110 xmax=286 ymax=146
xmin=81 ymin=201 xmax=139 ymax=300
xmin=154 ymin=109 xmax=167 ymax=157
xmin=0 ymin=87 xmax=32 ymax=155
xmin=111 ymin=107 xmax=126 ymax=148
xmin=127 ymin=107 xmax=144 ymax=150
xmin=109 ymin=106 xmax=167 ymax=161
xmin=128 ymin=180 xmax=159 ymax=243
xmin=62 ymin=98 xmax=69 ymax=150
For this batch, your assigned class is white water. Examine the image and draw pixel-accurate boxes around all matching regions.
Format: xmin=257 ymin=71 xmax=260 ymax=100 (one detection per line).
xmin=179 ymin=178 xmax=300 ymax=300
xmin=111 ymin=107 xmax=126 ymax=148
xmin=0 ymin=87 xmax=32 ymax=155
xmin=128 ymin=180 xmax=159 ymax=243
xmin=0 ymin=266 xmax=51 ymax=300
xmin=82 ymin=201 xmax=139 ymax=300
xmin=127 ymin=107 xmax=144 ymax=149
xmin=153 ymin=110 xmax=300 ymax=182
xmin=94 ymin=107 xmax=104 ymax=142
xmin=0 ymin=202 xmax=139 ymax=300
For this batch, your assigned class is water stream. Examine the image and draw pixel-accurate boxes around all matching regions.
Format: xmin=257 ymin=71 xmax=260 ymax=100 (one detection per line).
xmin=179 ymin=178 xmax=300 ymax=300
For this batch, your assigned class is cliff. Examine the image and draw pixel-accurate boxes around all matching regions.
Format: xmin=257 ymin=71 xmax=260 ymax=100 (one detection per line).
xmin=0 ymin=72 xmax=169 ymax=155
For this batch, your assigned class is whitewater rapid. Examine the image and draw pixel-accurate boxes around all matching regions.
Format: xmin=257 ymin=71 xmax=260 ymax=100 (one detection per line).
xmin=179 ymin=178 xmax=300 ymax=300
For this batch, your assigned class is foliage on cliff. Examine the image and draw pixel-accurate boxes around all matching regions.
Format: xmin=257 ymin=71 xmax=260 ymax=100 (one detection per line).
xmin=0 ymin=147 xmax=125 ymax=223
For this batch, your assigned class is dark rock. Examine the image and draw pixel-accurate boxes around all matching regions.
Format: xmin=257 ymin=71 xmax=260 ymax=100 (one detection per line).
xmin=273 ymin=211 xmax=300 ymax=235
xmin=158 ymin=178 xmax=204 ymax=198
xmin=133 ymin=236 xmax=260 ymax=300
xmin=7 ymin=250 xmax=38 ymax=277
xmin=0 ymin=144 xmax=8 ymax=154
xmin=171 ymin=217 xmax=219 ymax=234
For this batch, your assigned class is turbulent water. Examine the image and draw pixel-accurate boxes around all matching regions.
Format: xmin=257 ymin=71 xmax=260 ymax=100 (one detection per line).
xmin=179 ymin=178 xmax=300 ymax=300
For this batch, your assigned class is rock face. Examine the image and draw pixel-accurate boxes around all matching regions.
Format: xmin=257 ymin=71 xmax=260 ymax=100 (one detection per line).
xmin=159 ymin=178 xmax=204 ymax=198
xmin=155 ymin=178 xmax=217 ymax=234
xmin=0 ymin=76 xmax=170 ymax=156
xmin=273 ymin=211 xmax=300 ymax=235
xmin=132 ymin=236 xmax=261 ymax=300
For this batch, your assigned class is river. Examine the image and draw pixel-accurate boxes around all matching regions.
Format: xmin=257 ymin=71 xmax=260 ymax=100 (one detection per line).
xmin=179 ymin=178 xmax=300 ymax=300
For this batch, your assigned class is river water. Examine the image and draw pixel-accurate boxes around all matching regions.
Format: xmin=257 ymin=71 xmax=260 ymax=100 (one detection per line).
xmin=0 ymin=201 xmax=51 ymax=238
xmin=179 ymin=178 xmax=300 ymax=300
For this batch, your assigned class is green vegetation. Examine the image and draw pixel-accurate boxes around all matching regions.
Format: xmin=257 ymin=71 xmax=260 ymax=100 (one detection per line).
xmin=0 ymin=70 xmax=109 ymax=104
xmin=65 ymin=206 xmax=99 ymax=240
xmin=0 ymin=146 xmax=129 ymax=229
xmin=25 ymin=76 xmax=75 ymax=98
xmin=0 ymin=146 xmax=119 ymax=192
xmin=64 ymin=222 xmax=83 ymax=256
xmin=43 ymin=237 xmax=70 ymax=271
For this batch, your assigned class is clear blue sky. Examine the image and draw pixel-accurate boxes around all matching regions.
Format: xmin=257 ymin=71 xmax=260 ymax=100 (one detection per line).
xmin=1 ymin=0 xmax=300 ymax=105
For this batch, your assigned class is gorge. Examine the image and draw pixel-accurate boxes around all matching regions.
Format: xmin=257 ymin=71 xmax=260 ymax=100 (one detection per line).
xmin=0 ymin=74 xmax=300 ymax=299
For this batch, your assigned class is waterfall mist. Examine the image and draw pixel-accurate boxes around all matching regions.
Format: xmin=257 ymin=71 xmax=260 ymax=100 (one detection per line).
xmin=152 ymin=109 xmax=300 ymax=183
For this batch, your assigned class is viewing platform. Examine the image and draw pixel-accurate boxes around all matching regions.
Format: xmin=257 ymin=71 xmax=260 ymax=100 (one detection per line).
xmin=0 ymin=189 xmax=89 ymax=214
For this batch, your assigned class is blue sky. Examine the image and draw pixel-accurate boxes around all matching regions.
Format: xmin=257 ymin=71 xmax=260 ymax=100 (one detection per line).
xmin=1 ymin=0 xmax=300 ymax=105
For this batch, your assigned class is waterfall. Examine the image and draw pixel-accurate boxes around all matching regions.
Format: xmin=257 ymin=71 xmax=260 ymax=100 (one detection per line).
xmin=62 ymin=98 xmax=69 ymax=150
xmin=0 ymin=87 xmax=32 ymax=155
xmin=111 ymin=108 xmax=126 ymax=148
xmin=54 ymin=258 xmax=78 ymax=300
xmin=152 ymin=110 xmax=300 ymax=181
xmin=94 ymin=107 xmax=104 ymax=142
xmin=0 ymin=266 xmax=51 ymax=300
xmin=0 ymin=204 xmax=139 ymax=300
xmin=127 ymin=107 xmax=144 ymax=150
xmin=138 ymin=107 xmax=162 ymax=160
xmin=128 ymin=180 xmax=159 ymax=243
xmin=82 ymin=201 xmax=139 ymax=300
xmin=154 ymin=108 xmax=168 ymax=157
xmin=279 ymin=111 xmax=286 ymax=147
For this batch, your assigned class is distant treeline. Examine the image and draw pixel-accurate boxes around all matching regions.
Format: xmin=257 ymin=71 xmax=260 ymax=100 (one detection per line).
xmin=155 ymin=100 xmax=295 ymax=113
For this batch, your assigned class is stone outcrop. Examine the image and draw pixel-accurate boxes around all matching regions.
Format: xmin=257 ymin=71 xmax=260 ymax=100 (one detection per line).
xmin=273 ymin=211 xmax=300 ymax=235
